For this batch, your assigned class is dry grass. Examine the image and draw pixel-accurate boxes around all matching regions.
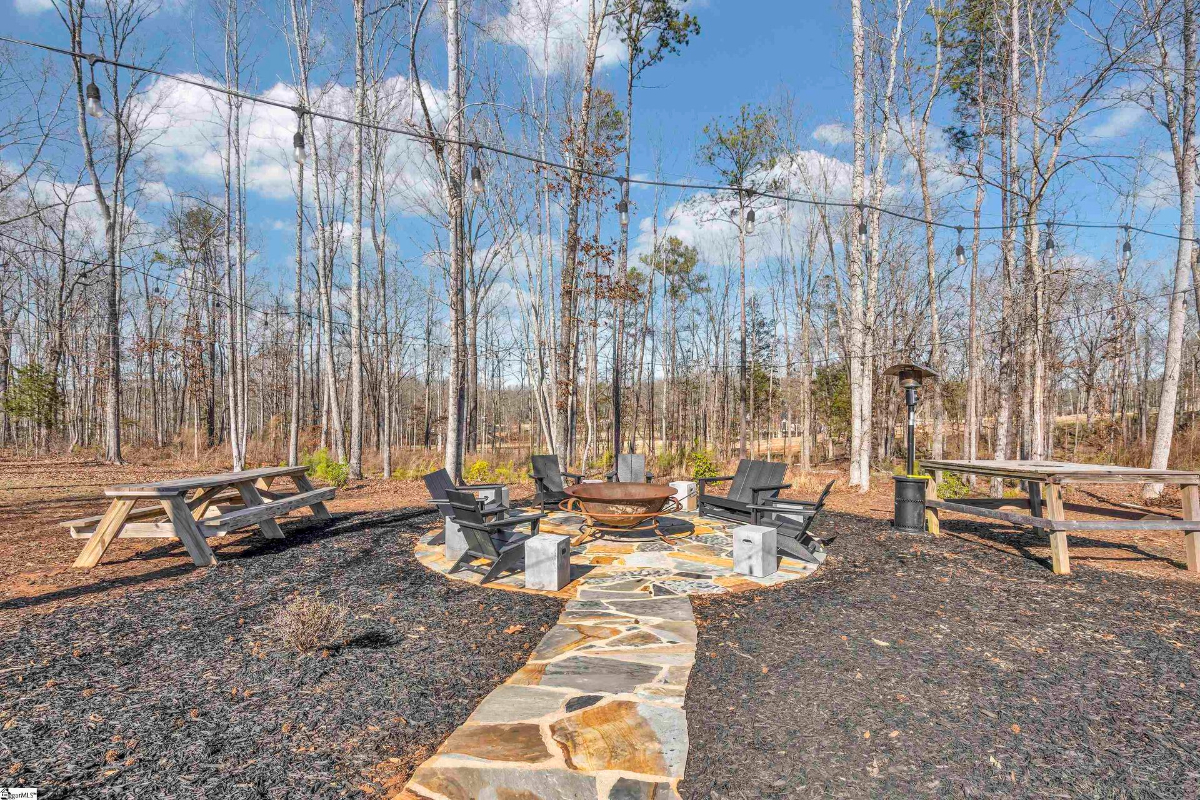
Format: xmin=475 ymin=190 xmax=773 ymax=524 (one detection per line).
xmin=272 ymin=594 xmax=347 ymax=652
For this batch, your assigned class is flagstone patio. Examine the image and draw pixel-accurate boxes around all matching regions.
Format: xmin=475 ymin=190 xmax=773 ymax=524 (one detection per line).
xmin=400 ymin=511 xmax=825 ymax=800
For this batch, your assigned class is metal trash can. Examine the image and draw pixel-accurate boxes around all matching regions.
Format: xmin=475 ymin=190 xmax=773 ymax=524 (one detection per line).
xmin=893 ymin=475 xmax=927 ymax=533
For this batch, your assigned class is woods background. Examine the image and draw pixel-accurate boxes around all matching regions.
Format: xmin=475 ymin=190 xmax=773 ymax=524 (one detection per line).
xmin=3 ymin=0 xmax=1200 ymax=497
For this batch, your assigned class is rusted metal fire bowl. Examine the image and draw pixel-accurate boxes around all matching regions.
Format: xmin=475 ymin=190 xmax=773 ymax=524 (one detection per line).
xmin=561 ymin=482 xmax=680 ymax=541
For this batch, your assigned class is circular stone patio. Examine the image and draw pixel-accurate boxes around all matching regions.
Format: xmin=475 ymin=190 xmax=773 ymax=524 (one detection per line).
xmin=400 ymin=509 xmax=826 ymax=800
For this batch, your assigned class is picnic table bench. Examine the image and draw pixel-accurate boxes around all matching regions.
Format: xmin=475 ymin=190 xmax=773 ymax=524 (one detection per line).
xmin=65 ymin=465 xmax=335 ymax=569
xmin=921 ymin=459 xmax=1200 ymax=575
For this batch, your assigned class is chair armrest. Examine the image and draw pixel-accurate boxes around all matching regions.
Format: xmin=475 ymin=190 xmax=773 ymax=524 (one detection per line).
xmin=604 ymin=469 xmax=616 ymax=480
xmin=747 ymin=503 xmax=815 ymax=525
xmin=645 ymin=472 xmax=655 ymax=481
xmin=459 ymin=483 xmax=504 ymax=490
xmin=697 ymin=475 xmax=735 ymax=491
xmin=563 ymin=471 xmax=584 ymax=479
xmin=485 ymin=512 xmax=546 ymax=529
xmin=750 ymin=483 xmax=792 ymax=502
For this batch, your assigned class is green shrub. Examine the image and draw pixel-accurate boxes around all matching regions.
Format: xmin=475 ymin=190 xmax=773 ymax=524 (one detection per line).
xmin=464 ymin=459 xmax=491 ymax=482
xmin=937 ymin=471 xmax=971 ymax=500
xmin=687 ymin=450 xmax=721 ymax=479
xmin=304 ymin=448 xmax=350 ymax=487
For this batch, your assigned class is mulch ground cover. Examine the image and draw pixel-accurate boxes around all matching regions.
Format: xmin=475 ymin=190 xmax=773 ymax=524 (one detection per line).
xmin=0 ymin=508 xmax=562 ymax=798
xmin=682 ymin=512 xmax=1200 ymax=799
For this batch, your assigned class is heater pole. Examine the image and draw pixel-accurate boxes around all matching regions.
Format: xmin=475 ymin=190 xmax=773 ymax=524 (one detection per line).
xmin=906 ymin=386 xmax=917 ymax=477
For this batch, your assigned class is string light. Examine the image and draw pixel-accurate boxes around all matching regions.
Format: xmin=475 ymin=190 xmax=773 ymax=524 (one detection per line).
xmin=858 ymin=205 xmax=868 ymax=245
xmin=85 ymin=56 xmax=103 ymax=119
xmin=1122 ymin=225 xmax=1132 ymax=260
xmin=743 ymin=189 xmax=755 ymax=235
xmin=293 ymin=110 xmax=306 ymax=165
xmin=617 ymin=178 xmax=629 ymax=227
xmin=956 ymin=227 xmax=966 ymax=267
xmin=1044 ymin=222 xmax=1056 ymax=260
xmin=470 ymin=146 xmax=484 ymax=196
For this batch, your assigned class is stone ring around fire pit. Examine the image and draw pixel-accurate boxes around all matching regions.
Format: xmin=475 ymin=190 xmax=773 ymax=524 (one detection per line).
xmin=560 ymin=482 xmax=683 ymax=545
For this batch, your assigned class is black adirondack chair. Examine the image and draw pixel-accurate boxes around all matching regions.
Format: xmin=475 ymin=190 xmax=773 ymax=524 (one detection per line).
xmin=748 ymin=478 xmax=835 ymax=563
xmin=604 ymin=453 xmax=654 ymax=483
xmin=444 ymin=489 xmax=545 ymax=583
xmin=697 ymin=459 xmax=790 ymax=523
xmin=424 ymin=468 xmax=507 ymax=518
xmin=530 ymin=455 xmax=583 ymax=510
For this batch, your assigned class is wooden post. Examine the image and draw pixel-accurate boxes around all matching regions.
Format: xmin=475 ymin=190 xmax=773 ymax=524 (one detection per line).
xmin=1042 ymin=482 xmax=1069 ymax=575
xmin=1028 ymin=482 xmax=1045 ymax=533
xmin=160 ymin=495 xmax=218 ymax=566
xmin=1181 ymin=483 xmax=1200 ymax=572
xmin=234 ymin=481 xmax=286 ymax=539
xmin=924 ymin=475 xmax=940 ymax=536
xmin=73 ymin=498 xmax=136 ymax=568
xmin=293 ymin=472 xmax=333 ymax=519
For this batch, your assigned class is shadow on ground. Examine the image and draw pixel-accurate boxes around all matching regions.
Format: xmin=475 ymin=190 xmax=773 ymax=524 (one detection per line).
xmin=0 ymin=509 xmax=563 ymax=798
xmin=682 ymin=510 xmax=1200 ymax=799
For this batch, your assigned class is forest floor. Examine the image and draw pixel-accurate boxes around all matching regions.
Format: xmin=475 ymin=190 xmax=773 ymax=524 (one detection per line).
xmin=1 ymin=455 xmax=1198 ymax=796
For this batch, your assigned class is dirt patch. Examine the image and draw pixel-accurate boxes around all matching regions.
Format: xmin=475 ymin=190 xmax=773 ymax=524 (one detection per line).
xmin=682 ymin=510 xmax=1200 ymax=799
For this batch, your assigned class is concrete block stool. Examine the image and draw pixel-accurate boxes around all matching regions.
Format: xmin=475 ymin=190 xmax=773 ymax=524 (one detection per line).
xmin=732 ymin=524 xmax=778 ymax=578
xmin=444 ymin=517 xmax=467 ymax=562
xmin=669 ymin=480 xmax=698 ymax=512
xmin=474 ymin=485 xmax=510 ymax=509
xmin=524 ymin=533 xmax=571 ymax=591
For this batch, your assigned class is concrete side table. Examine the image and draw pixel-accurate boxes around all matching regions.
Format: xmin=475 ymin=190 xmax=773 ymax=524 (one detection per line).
xmin=444 ymin=517 xmax=467 ymax=562
xmin=732 ymin=524 xmax=778 ymax=578
xmin=475 ymin=485 xmax=510 ymax=508
xmin=524 ymin=533 xmax=571 ymax=591
xmin=669 ymin=480 xmax=698 ymax=512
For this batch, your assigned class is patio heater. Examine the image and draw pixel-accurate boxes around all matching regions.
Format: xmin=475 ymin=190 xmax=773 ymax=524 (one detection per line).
xmin=883 ymin=363 xmax=939 ymax=533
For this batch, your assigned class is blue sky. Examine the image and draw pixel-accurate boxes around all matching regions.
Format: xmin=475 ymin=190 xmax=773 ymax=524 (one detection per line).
xmin=5 ymin=0 xmax=1184 ymax=312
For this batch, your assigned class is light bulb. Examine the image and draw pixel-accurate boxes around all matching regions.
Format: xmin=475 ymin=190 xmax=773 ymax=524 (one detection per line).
xmin=86 ymin=83 xmax=103 ymax=118
xmin=470 ymin=164 xmax=484 ymax=196
xmin=745 ymin=208 xmax=755 ymax=235
xmin=956 ymin=244 xmax=966 ymax=267
xmin=617 ymin=199 xmax=629 ymax=227
xmin=293 ymin=131 xmax=306 ymax=165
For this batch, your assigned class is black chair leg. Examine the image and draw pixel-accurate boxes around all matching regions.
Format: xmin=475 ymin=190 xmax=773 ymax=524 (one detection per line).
xmin=480 ymin=547 xmax=524 ymax=583
xmin=448 ymin=551 xmax=474 ymax=574
xmin=777 ymin=535 xmax=821 ymax=564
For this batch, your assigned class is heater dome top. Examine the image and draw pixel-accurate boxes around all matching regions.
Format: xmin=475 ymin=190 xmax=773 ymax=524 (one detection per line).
xmin=883 ymin=362 xmax=939 ymax=389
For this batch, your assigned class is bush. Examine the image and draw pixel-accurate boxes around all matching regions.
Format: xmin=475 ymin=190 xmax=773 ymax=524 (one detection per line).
xmin=273 ymin=595 xmax=347 ymax=652
xmin=936 ymin=471 xmax=971 ymax=500
xmin=304 ymin=448 xmax=349 ymax=487
xmin=687 ymin=450 xmax=721 ymax=479
xmin=464 ymin=459 xmax=491 ymax=483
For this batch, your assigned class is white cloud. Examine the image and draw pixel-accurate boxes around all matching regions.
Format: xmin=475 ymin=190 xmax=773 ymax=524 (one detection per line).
xmin=14 ymin=0 xmax=53 ymax=14
xmin=813 ymin=123 xmax=853 ymax=147
xmin=488 ymin=0 xmax=625 ymax=75
xmin=1088 ymin=104 xmax=1146 ymax=140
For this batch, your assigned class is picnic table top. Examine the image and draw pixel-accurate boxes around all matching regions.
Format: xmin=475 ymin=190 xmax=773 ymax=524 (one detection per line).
xmin=103 ymin=465 xmax=311 ymax=498
xmin=922 ymin=459 xmax=1200 ymax=484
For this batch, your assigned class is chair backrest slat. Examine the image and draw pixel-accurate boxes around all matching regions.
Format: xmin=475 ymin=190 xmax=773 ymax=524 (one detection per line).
xmin=729 ymin=459 xmax=787 ymax=503
xmin=424 ymin=469 xmax=457 ymax=516
xmin=531 ymin=455 xmax=565 ymax=494
xmin=725 ymin=460 xmax=755 ymax=502
xmin=616 ymin=453 xmax=647 ymax=483
xmin=813 ymin=479 xmax=835 ymax=510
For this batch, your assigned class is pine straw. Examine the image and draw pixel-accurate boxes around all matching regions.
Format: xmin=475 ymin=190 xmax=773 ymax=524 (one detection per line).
xmin=683 ymin=512 xmax=1200 ymax=799
xmin=0 ymin=509 xmax=561 ymax=798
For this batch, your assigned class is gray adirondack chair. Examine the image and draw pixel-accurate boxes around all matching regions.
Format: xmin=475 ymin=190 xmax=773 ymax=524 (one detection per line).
xmin=605 ymin=453 xmax=654 ymax=483
xmin=444 ymin=489 xmax=545 ymax=583
xmin=530 ymin=455 xmax=583 ymax=511
xmin=424 ymin=468 xmax=508 ymax=545
xmin=697 ymin=459 xmax=790 ymax=523
xmin=749 ymin=478 xmax=835 ymax=563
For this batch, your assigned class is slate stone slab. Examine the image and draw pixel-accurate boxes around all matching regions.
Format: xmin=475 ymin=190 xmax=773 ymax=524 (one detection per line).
xmin=539 ymin=655 xmax=662 ymax=693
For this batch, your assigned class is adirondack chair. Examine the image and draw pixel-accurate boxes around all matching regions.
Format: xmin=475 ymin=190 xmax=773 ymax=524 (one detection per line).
xmin=748 ymin=478 xmax=835 ymax=563
xmin=530 ymin=455 xmax=583 ymax=511
xmin=604 ymin=453 xmax=654 ymax=483
xmin=697 ymin=459 xmax=790 ymax=523
xmin=424 ymin=468 xmax=507 ymax=517
xmin=444 ymin=489 xmax=545 ymax=583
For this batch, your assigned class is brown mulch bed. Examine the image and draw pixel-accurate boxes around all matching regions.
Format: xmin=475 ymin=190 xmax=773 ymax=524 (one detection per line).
xmin=0 ymin=508 xmax=562 ymax=798
xmin=682 ymin=511 xmax=1200 ymax=799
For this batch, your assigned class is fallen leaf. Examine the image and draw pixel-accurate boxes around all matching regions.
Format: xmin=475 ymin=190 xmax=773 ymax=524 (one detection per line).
xmin=872 ymin=639 xmax=891 ymax=647
xmin=863 ymin=731 xmax=871 ymax=739
xmin=889 ymin=730 xmax=900 ymax=738
xmin=504 ymin=624 xmax=525 ymax=634
xmin=1011 ymin=724 xmax=1021 ymax=734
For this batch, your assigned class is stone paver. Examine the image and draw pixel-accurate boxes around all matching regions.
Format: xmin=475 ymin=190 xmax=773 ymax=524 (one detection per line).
xmin=398 ymin=510 xmax=825 ymax=799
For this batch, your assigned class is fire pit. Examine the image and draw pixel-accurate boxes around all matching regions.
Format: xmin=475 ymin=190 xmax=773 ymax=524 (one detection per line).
xmin=561 ymin=482 xmax=682 ymax=544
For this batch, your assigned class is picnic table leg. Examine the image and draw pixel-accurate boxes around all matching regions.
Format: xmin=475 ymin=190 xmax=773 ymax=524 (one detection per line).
xmin=292 ymin=473 xmax=333 ymax=519
xmin=234 ymin=481 xmax=286 ymax=539
xmin=187 ymin=485 xmax=229 ymax=520
xmin=160 ymin=495 xmax=218 ymax=566
xmin=1028 ymin=482 xmax=1045 ymax=531
xmin=73 ymin=498 xmax=136 ymax=568
xmin=1181 ymin=484 xmax=1200 ymax=572
xmin=1042 ymin=483 xmax=1070 ymax=575
xmin=924 ymin=475 xmax=940 ymax=536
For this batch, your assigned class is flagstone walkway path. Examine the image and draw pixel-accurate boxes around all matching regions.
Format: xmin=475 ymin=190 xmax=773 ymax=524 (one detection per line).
xmin=397 ymin=511 xmax=824 ymax=800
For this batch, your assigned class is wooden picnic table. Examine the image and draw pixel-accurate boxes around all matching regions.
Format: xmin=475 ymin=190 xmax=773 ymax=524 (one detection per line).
xmin=65 ymin=465 xmax=335 ymax=569
xmin=921 ymin=459 xmax=1200 ymax=575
